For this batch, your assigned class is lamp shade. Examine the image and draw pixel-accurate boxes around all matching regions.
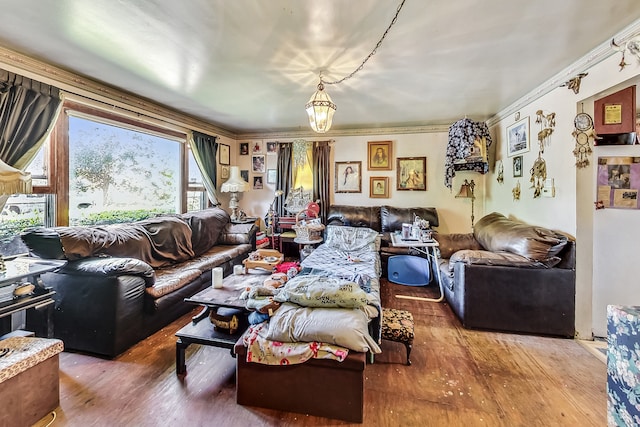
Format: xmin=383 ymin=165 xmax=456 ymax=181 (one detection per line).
xmin=0 ymin=159 xmax=31 ymax=195
xmin=221 ymin=166 xmax=249 ymax=193
xmin=455 ymin=179 xmax=475 ymax=199
xmin=305 ymin=82 xmax=336 ymax=134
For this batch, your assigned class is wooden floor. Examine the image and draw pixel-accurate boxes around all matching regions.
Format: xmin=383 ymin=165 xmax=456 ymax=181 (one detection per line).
xmin=35 ymin=280 xmax=606 ymax=427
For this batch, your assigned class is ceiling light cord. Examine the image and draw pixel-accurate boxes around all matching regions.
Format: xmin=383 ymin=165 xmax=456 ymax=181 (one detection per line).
xmin=321 ymin=0 xmax=407 ymax=86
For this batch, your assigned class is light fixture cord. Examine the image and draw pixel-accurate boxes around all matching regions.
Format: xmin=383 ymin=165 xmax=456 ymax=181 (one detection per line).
xmin=321 ymin=0 xmax=407 ymax=86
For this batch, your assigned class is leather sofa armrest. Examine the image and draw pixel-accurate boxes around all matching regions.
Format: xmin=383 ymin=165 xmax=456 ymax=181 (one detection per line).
xmin=218 ymin=223 xmax=259 ymax=248
xmin=58 ymin=257 xmax=155 ymax=287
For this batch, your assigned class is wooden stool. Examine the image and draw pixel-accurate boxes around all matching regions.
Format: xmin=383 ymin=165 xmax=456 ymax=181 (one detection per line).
xmin=381 ymin=308 xmax=414 ymax=365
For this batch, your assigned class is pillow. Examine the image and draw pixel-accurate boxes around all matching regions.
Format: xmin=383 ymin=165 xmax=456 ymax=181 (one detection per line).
xmin=473 ymin=212 xmax=568 ymax=261
xmin=266 ymin=303 xmax=381 ymax=354
xmin=324 ymin=225 xmax=380 ymax=252
xmin=274 ymin=275 xmax=368 ymax=308
xmin=20 ymin=227 xmax=66 ymax=259
xmin=433 ymin=232 xmax=483 ymax=259
xmin=449 ymin=249 xmax=560 ymax=270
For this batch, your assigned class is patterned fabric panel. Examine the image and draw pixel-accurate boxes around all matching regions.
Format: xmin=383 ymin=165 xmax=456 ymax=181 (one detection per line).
xmin=381 ymin=308 xmax=414 ymax=343
xmin=0 ymin=337 xmax=64 ymax=383
xmin=147 ymin=267 xmax=202 ymax=298
xmin=607 ymin=305 xmax=640 ymax=426
xmin=445 ymin=118 xmax=492 ymax=189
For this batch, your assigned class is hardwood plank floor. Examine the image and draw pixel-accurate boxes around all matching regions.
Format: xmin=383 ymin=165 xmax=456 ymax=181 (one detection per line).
xmin=34 ymin=280 xmax=606 ymax=427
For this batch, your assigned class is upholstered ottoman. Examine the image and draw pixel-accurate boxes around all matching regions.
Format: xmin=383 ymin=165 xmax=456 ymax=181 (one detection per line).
xmin=0 ymin=336 xmax=64 ymax=427
xmin=381 ymin=308 xmax=415 ymax=365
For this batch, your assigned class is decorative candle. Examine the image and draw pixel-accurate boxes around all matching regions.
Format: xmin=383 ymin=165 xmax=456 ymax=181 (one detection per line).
xmin=233 ymin=265 xmax=244 ymax=275
xmin=212 ymin=267 xmax=223 ymax=288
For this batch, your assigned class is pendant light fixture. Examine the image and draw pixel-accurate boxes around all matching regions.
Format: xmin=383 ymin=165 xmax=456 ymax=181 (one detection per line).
xmin=305 ymin=0 xmax=407 ymax=133
xmin=305 ymin=79 xmax=336 ymax=134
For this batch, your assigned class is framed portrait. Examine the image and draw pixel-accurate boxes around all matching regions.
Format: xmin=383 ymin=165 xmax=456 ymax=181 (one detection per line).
xmin=335 ymin=161 xmax=361 ymax=193
xmin=266 ymin=141 xmax=277 ymax=154
xmin=252 ymin=175 xmax=264 ymax=190
xmin=240 ymin=169 xmax=249 ymax=182
xmin=513 ymin=155 xmax=523 ymax=177
xmin=267 ymin=169 xmax=277 ymax=184
xmin=396 ymin=157 xmax=426 ymax=191
xmin=252 ymin=141 xmax=263 ymax=154
xmin=368 ymin=140 xmax=392 ymax=171
xmin=507 ymin=116 xmax=530 ymax=157
xmin=239 ymin=142 xmax=249 ymax=156
xmin=219 ymin=144 xmax=230 ymax=165
xmin=252 ymin=155 xmax=265 ymax=173
xmin=221 ymin=165 xmax=230 ymax=179
xmin=370 ymin=176 xmax=389 ymax=198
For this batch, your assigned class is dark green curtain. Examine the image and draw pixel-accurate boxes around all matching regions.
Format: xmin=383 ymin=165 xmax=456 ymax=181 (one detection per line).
xmin=312 ymin=140 xmax=331 ymax=222
xmin=191 ymin=131 xmax=219 ymax=205
xmin=275 ymin=142 xmax=293 ymax=216
xmin=0 ymin=69 xmax=61 ymax=169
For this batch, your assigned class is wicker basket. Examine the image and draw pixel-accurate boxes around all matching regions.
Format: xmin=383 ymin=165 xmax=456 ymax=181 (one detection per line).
xmin=293 ymin=210 xmax=325 ymax=242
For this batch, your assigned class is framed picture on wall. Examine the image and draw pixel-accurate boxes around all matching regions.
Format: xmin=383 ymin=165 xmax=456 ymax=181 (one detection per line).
xmin=335 ymin=161 xmax=361 ymax=193
xmin=252 ymin=141 xmax=263 ymax=154
xmin=252 ymin=155 xmax=265 ymax=173
xmin=219 ymin=144 xmax=230 ymax=165
xmin=253 ymin=175 xmax=264 ymax=190
xmin=267 ymin=169 xmax=277 ymax=184
xmin=239 ymin=142 xmax=249 ymax=155
xmin=370 ymin=176 xmax=389 ymax=198
xmin=507 ymin=116 xmax=530 ymax=157
xmin=221 ymin=165 xmax=230 ymax=179
xmin=266 ymin=141 xmax=277 ymax=154
xmin=513 ymin=155 xmax=523 ymax=177
xmin=367 ymin=140 xmax=392 ymax=170
xmin=240 ymin=169 xmax=249 ymax=182
xmin=397 ymin=157 xmax=426 ymax=191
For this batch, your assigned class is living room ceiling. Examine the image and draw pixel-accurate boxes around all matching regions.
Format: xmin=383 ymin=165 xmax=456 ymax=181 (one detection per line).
xmin=0 ymin=1 xmax=638 ymax=136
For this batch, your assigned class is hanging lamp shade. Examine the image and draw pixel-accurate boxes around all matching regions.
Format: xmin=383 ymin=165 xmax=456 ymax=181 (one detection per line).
xmin=0 ymin=158 xmax=32 ymax=195
xmin=305 ymin=81 xmax=336 ymax=134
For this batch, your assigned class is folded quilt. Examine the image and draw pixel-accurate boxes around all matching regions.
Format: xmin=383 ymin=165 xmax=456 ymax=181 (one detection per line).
xmin=242 ymin=321 xmax=349 ymax=365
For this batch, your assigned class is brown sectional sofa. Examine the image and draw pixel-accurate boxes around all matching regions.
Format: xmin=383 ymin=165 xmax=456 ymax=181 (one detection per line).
xmin=20 ymin=207 xmax=257 ymax=357
xmin=434 ymin=212 xmax=576 ymax=337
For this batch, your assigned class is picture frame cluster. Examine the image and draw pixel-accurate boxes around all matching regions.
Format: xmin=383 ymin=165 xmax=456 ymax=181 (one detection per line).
xmin=336 ymin=140 xmax=427 ymax=196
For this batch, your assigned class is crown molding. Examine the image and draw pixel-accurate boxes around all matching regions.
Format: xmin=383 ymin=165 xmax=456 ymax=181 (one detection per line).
xmin=0 ymin=45 xmax=236 ymax=139
xmin=487 ymin=18 xmax=640 ymax=127
xmin=236 ymin=123 xmax=450 ymax=140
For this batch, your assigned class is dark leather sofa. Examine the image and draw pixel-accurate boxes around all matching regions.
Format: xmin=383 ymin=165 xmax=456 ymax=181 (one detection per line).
xmin=325 ymin=204 xmax=439 ymax=270
xmin=434 ymin=212 xmax=576 ymax=337
xmin=21 ymin=208 xmax=257 ymax=357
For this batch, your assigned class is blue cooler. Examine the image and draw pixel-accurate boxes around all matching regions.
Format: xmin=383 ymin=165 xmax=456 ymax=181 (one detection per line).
xmin=387 ymin=255 xmax=431 ymax=286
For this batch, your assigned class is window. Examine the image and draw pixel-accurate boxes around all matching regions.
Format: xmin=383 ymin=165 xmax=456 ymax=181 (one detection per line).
xmin=68 ymin=115 xmax=181 ymax=225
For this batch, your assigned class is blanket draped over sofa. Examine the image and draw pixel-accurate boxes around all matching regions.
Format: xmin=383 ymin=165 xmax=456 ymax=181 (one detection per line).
xmin=21 ymin=208 xmax=257 ymax=357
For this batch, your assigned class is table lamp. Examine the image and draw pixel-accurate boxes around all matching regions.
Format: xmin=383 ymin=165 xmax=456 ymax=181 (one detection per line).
xmin=220 ymin=166 xmax=249 ymax=221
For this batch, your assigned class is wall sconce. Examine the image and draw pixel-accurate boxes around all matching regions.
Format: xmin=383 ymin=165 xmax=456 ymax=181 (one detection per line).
xmin=220 ymin=166 xmax=249 ymax=221
xmin=455 ymin=179 xmax=476 ymax=229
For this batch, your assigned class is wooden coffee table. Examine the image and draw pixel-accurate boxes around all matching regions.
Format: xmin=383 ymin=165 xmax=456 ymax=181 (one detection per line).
xmin=175 ymin=271 xmax=269 ymax=376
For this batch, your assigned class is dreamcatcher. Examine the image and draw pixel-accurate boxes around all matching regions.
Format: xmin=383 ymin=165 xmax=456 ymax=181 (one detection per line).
xmin=572 ymin=107 xmax=596 ymax=168
xmin=529 ymin=155 xmax=547 ymax=198
xmin=496 ymin=160 xmax=504 ymax=183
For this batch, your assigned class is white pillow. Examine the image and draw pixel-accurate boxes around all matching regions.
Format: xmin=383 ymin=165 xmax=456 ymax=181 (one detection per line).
xmin=324 ymin=225 xmax=380 ymax=252
xmin=267 ymin=303 xmax=381 ymax=354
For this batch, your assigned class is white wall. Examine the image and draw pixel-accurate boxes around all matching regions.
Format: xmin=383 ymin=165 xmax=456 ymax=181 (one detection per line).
xmin=234 ymin=132 xmax=483 ymax=234
xmin=485 ymin=52 xmax=640 ymax=339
